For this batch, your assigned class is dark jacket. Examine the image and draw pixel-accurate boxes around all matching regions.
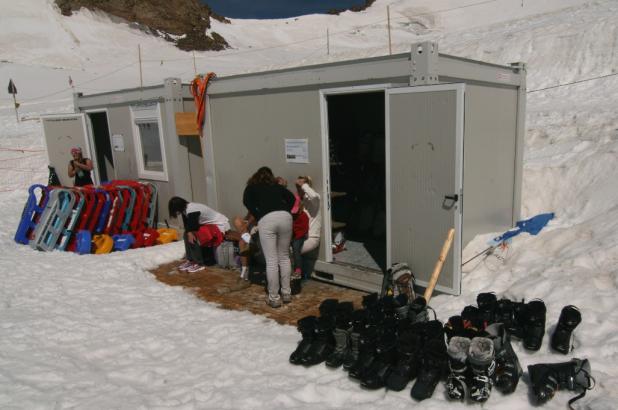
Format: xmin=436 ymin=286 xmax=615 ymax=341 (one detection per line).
xmin=243 ymin=183 xmax=295 ymax=221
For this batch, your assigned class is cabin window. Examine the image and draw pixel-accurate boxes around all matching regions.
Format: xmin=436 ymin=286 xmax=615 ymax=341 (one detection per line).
xmin=130 ymin=103 xmax=168 ymax=181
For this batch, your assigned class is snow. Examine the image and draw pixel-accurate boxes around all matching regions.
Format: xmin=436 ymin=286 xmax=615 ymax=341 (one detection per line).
xmin=1 ymin=0 xmax=617 ymax=408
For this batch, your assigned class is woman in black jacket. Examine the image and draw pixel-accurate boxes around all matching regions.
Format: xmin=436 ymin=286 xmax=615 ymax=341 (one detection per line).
xmin=243 ymin=166 xmax=295 ymax=308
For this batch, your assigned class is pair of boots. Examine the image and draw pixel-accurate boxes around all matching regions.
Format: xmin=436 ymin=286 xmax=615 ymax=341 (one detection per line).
xmin=289 ymin=299 xmax=340 ymax=366
xmin=492 ymin=296 xmax=546 ymax=350
xmin=445 ymin=336 xmax=496 ymax=403
xmin=444 ymin=321 xmax=522 ymax=403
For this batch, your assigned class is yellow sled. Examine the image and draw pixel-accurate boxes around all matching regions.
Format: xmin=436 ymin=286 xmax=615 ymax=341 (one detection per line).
xmin=92 ymin=234 xmax=114 ymax=254
xmin=156 ymin=228 xmax=178 ymax=244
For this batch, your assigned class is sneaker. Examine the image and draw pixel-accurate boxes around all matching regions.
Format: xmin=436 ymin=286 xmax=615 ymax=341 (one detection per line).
xmin=266 ymin=296 xmax=282 ymax=308
xmin=282 ymin=293 xmax=292 ymax=304
xmin=178 ymin=260 xmax=193 ymax=271
xmin=186 ymin=263 xmax=205 ymax=273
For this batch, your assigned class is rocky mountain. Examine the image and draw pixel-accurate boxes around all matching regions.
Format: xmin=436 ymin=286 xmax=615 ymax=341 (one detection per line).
xmin=55 ymin=0 xmax=230 ymax=51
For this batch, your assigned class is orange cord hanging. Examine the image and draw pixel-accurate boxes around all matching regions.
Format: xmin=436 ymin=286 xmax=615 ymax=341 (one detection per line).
xmin=190 ymin=72 xmax=216 ymax=137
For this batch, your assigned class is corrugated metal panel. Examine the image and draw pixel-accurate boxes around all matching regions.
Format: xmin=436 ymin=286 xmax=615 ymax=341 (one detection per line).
xmin=462 ymin=84 xmax=518 ymax=245
xmin=388 ymin=86 xmax=463 ymax=294
xmin=208 ymin=89 xmax=323 ymax=232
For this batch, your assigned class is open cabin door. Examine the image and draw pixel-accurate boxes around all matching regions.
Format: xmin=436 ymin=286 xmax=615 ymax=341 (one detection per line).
xmin=386 ymin=84 xmax=464 ymax=295
xmin=41 ymin=113 xmax=99 ymax=186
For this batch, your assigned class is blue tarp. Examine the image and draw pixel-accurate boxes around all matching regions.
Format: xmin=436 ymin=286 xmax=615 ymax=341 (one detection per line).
xmin=489 ymin=212 xmax=555 ymax=245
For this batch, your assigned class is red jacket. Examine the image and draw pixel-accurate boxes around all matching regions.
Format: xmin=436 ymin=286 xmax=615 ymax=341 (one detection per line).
xmin=293 ymin=211 xmax=309 ymax=240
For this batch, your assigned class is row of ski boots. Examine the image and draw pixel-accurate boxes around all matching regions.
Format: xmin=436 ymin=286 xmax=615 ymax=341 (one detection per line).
xmin=456 ymin=292 xmax=582 ymax=353
xmin=289 ymin=294 xmax=453 ymax=401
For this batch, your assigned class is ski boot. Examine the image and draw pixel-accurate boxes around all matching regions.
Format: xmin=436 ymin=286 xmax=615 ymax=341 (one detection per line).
xmin=528 ymin=358 xmax=594 ymax=408
xmin=477 ymin=292 xmax=497 ymax=327
xmin=468 ymin=337 xmax=495 ymax=403
xmin=289 ymin=315 xmax=317 ymax=365
xmin=551 ymin=305 xmax=582 ymax=354
xmin=486 ymin=323 xmax=522 ymax=394
xmin=462 ymin=305 xmax=484 ymax=332
xmin=348 ymin=325 xmax=379 ymax=380
xmin=523 ymin=299 xmax=546 ymax=351
xmin=410 ymin=334 xmax=447 ymax=401
xmin=445 ymin=336 xmax=471 ymax=401
xmin=445 ymin=315 xmax=483 ymax=341
xmin=325 ymin=302 xmax=354 ymax=368
xmin=385 ymin=323 xmax=423 ymax=391
xmin=360 ymin=327 xmax=398 ymax=389
xmin=342 ymin=309 xmax=366 ymax=371
xmin=302 ymin=299 xmax=338 ymax=366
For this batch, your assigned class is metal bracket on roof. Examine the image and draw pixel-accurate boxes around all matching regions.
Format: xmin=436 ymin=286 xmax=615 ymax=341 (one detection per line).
xmin=410 ymin=42 xmax=439 ymax=86
xmin=510 ymin=62 xmax=527 ymax=74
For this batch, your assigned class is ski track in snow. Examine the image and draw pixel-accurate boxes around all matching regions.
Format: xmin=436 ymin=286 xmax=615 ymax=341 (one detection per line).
xmin=1 ymin=0 xmax=617 ymax=408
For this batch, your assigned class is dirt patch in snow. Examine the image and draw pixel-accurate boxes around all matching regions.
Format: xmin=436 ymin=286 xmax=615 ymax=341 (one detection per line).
xmin=150 ymin=260 xmax=367 ymax=326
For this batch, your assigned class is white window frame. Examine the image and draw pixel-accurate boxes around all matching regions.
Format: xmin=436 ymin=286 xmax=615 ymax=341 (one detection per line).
xmin=130 ymin=103 xmax=168 ymax=181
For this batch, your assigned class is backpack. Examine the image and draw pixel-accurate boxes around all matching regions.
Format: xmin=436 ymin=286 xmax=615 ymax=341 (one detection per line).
xmin=381 ymin=262 xmax=416 ymax=301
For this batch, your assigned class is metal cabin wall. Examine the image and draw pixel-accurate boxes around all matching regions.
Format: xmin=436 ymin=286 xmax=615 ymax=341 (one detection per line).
xmin=208 ymin=88 xmax=323 ymax=240
xmin=179 ymin=97 xmax=207 ymax=205
xmin=462 ymin=83 xmax=519 ymax=245
xmin=104 ymin=106 xmax=138 ymax=180
xmin=97 ymin=104 xmax=174 ymax=225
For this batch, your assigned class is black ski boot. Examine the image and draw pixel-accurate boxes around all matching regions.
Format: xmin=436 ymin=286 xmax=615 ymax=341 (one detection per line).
xmin=462 ymin=305 xmax=484 ymax=332
xmin=410 ymin=334 xmax=447 ymax=401
xmin=360 ymin=327 xmax=398 ymax=389
xmin=348 ymin=325 xmax=379 ymax=380
xmin=342 ymin=309 xmax=366 ymax=371
xmin=523 ymin=299 xmax=546 ymax=351
xmin=528 ymin=358 xmax=595 ymax=408
xmin=551 ymin=305 xmax=582 ymax=354
xmin=486 ymin=323 xmax=522 ymax=394
xmin=409 ymin=296 xmax=429 ymax=324
xmin=495 ymin=298 xmax=527 ymax=339
xmin=468 ymin=336 xmax=495 ymax=403
xmin=325 ymin=302 xmax=354 ymax=368
xmin=445 ymin=315 xmax=483 ymax=341
xmin=477 ymin=292 xmax=497 ymax=327
xmin=445 ymin=336 xmax=471 ymax=401
xmin=385 ymin=323 xmax=423 ymax=391
xmin=289 ymin=315 xmax=317 ymax=365
xmin=302 ymin=299 xmax=338 ymax=366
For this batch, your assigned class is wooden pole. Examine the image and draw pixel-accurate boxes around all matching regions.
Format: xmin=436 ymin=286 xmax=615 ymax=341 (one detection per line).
xmin=138 ymin=44 xmax=143 ymax=88
xmin=327 ymin=28 xmax=330 ymax=55
xmin=423 ymin=228 xmax=455 ymax=302
xmin=387 ymin=5 xmax=392 ymax=55
xmin=193 ymin=51 xmax=197 ymax=76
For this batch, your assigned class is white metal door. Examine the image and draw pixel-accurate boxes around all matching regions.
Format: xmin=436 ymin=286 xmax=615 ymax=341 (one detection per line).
xmin=386 ymin=84 xmax=464 ymax=295
xmin=41 ymin=113 xmax=99 ymax=186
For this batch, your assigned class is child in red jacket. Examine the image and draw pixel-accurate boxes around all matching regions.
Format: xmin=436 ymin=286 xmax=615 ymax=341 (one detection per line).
xmin=291 ymin=193 xmax=309 ymax=278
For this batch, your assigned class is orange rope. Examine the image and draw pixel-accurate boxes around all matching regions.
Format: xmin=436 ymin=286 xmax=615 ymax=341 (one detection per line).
xmin=190 ymin=72 xmax=216 ymax=137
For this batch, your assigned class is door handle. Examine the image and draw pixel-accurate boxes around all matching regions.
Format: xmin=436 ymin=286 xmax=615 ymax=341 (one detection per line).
xmin=444 ymin=194 xmax=459 ymax=202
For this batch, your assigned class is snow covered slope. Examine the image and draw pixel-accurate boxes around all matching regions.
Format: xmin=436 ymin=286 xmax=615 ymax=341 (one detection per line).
xmin=0 ymin=0 xmax=616 ymax=408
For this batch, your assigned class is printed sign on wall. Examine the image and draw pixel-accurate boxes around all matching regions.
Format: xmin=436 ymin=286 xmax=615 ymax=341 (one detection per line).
xmin=285 ymin=139 xmax=309 ymax=163
xmin=112 ymin=134 xmax=125 ymax=152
